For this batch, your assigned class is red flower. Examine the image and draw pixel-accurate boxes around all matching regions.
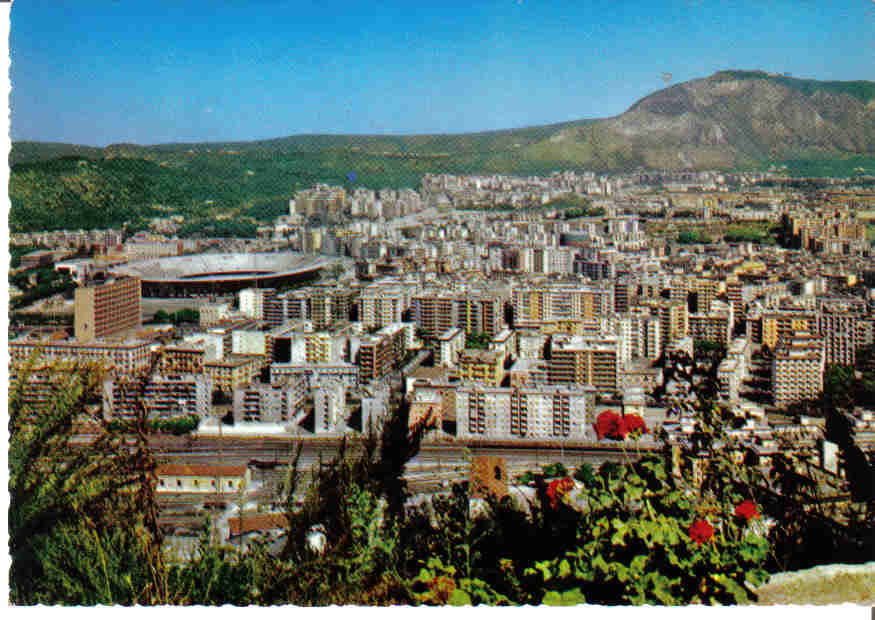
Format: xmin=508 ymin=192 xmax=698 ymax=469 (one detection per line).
xmin=595 ymin=410 xmax=622 ymax=440
xmin=546 ymin=477 xmax=575 ymax=508
xmin=734 ymin=500 xmax=760 ymax=522
xmin=688 ymin=519 xmax=714 ymax=545
xmin=619 ymin=414 xmax=648 ymax=438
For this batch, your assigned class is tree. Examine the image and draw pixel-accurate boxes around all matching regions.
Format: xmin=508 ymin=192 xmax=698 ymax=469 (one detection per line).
xmin=9 ymin=360 xmax=167 ymax=604
xmin=465 ymin=332 xmax=491 ymax=350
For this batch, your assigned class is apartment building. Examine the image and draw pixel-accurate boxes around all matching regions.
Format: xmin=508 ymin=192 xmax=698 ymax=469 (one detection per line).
xmin=10 ymin=333 xmax=153 ymax=376
xmin=656 ymin=301 xmax=688 ymax=354
xmin=509 ymin=385 xmax=589 ymax=439
xmin=358 ymin=283 xmax=406 ymax=329
xmin=455 ymin=384 xmax=590 ymax=439
xmin=157 ymin=343 xmax=206 ymax=375
xmin=793 ymin=211 xmax=867 ymax=255
xmin=613 ymin=278 xmax=635 ymax=313
xmin=455 ymin=386 xmax=511 ymax=439
xmin=616 ymin=312 xmax=660 ymax=362
xmin=717 ymin=357 xmax=743 ymax=402
xmin=239 ymin=287 xmax=272 ymax=320
xmin=674 ymin=276 xmax=717 ymax=314
xmin=232 ymin=330 xmax=267 ymax=356
xmin=204 ymin=354 xmax=263 ymax=393
xmin=458 ymin=349 xmax=506 ymax=387
xmin=410 ymin=290 xmax=507 ymax=338
xmin=725 ymin=277 xmax=745 ymax=323
xmin=270 ymin=362 xmax=359 ymax=390
xmin=199 ymin=302 xmax=232 ymax=327
xmin=309 ymin=285 xmax=358 ymax=330
xmin=511 ymin=283 xmax=614 ymax=328
xmin=688 ymin=300 xmax=734 ymax=348
xmin=103 ymin=373 xmax=212 ymax=419
xmin=818 ymin=301 xmax=859 ymax=366
xmin=232 ymin=376 xmax=308 ymax=424
xmin=204 ymin=319 xmax=260 ymax=359
xmin=761 ymin=310 xmax=818 ymax=349
xmin=303 ymin=329 xmax=347 ymax=364
xmin=314 ymin=380 xmax=348 ymax=433
xmin=74 ymin=277 xmax=141 ymax=341
xmin=436 ymin=327 xmax=465 ymax=368
xmin=357 ymin=324 xmax=406 ymax=383
xmin=262 ymin=289 xmax=309 ymax=327
xmin=508 ymin=359 xmax=550 ymax=387
xmin=548 ymin=334 xmax=619 ymax=393
xmin=516 ymin=330 xmax=549 ymax=360
xmin=490 ymin=329 xmax=515 ymax=360
xmin=771 ymin=332 xmax=825 ymax=409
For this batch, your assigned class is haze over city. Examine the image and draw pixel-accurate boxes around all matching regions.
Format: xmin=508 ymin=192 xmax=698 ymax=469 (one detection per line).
xmin=11 ymin=0 xmax=875 ymax=146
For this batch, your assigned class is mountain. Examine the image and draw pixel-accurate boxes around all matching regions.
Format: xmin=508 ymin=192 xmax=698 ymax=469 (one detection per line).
xmin=9 ymin=71 xmax=875 ymax=233
xmin=513 ymin=70 xmax=875 ymax=170
xmin=12 ymin=70 xmax=874 ymax=172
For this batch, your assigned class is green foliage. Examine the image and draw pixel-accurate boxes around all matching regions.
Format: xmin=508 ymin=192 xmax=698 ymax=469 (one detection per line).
xmin=694 ymin=339 xmax=727 ymax=365
xmin=150 ymin=308 xmax=200 ymax=325
xmin=465 ymin=331 xmax=491 ymax=350
xmin=177 ymin=218 xmax=258 ymax=239
xmin=14 ymin=334 xmax=872 ymax=606
xmin=676 ymin=229 xmax=713 ymax=244
xmin=9 ymin=243 xmax=50 ymax=268
xmin=573 ymin=464 xmax=597 ymax=487
xmin=9 ymin=361 xmax=167 ymax=604
xmin=408 ymin=557 xmax=510 ymax=606
xmin=241 ymin=198 xmax=290 ymax=222
xmin=9 ymin=266 xmax=77 ymax=310
xmin=166 ymin=532 xmax=263 ymax=605
xmin=541 ymin=462 xmax=568 ymax=478
xmin=523 ymin=456 xmax=770 ymax=605
xmin=561 ymin=206 xmax=606 ymax=219
xmin=714 ymin=70 xmax=875 ymax=104
xmin=723 ymin=224 xmax=776 ymax=245
xmin=109 ymin=414 xmax=200 ymax=436
xmin=10 ymin=157 xmax=168 ymax=233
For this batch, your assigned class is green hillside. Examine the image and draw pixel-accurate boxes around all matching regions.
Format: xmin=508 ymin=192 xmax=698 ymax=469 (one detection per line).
xmin=713 ymin=70 xmax=875 ymax=103
xmin=9 ymin=147 xmax=587 ymax=233
xmin=10 ymin=70 xmax=875 ymax=233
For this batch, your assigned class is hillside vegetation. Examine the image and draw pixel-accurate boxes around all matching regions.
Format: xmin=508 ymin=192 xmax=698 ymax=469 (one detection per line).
xmin=10 ymin=70 xmax=875 ymax=233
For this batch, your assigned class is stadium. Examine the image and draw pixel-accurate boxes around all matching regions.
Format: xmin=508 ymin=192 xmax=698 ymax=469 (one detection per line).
xmin=110 ymin=252 xmax=335 ymax=297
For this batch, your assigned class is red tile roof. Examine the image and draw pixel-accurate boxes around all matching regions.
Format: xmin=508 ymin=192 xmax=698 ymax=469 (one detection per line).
xmin=228 ymin=513 xmax=289 ymax=537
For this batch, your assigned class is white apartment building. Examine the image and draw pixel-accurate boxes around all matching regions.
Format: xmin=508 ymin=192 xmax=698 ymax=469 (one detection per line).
xmin=239 ymin=288 xmax=270 ymax=320
xmin=103 ymin=374 xmax=212 ymax=419
xmin=232 ymin=376 xmax=308 ymax=425
xmin=358 ymin=284 xmax=407 ymax=329
xmin=232 ymin=330 xmax=267 ymax=356
xmin=771 ymin=333 xmax=825 ymax=409
xmin=455 ymin=384 xmax=590 ymax=440
xmin=437 ymin=327 xmax=465 ymax=368
xmin=313 ymin=380 xmax=348 ymax=434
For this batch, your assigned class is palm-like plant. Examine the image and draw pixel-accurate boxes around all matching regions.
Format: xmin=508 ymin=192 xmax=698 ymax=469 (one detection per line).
xmin=9 ymin=358 xmax=166 ymax=604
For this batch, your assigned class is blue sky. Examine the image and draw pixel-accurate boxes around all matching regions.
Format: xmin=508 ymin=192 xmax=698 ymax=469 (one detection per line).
xmin=10 ymin=0 xmax=875 ymax=146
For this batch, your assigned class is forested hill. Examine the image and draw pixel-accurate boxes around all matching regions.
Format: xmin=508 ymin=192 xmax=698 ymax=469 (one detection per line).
xmin=10 ymin=70 xmax=875 ymax=232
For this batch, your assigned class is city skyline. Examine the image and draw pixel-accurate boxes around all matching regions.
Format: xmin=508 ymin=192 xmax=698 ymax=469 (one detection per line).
xmin=10 ymin=0 xmax=875 ymax=146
